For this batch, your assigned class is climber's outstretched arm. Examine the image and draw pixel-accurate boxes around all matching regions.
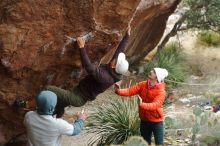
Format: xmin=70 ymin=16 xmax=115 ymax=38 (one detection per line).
xmin=77 ymin=37 xmax=101 ymax=79
xmin=110 ymin=26 xmax=131 ymax=61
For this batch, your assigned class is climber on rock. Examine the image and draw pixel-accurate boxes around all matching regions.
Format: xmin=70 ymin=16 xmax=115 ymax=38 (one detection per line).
xmin=24 ymin=91 xmax=88 ymax=146
xmin=46 ymin=26 xmax=131 ymax=117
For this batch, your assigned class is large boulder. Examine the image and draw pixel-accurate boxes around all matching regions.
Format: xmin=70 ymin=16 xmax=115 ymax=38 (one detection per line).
xmin=0 ymin=0 xmax=180 ymax=145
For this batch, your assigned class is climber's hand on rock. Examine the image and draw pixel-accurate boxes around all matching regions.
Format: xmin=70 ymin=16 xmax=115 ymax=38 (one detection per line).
xmin=127 ymin=25 xmax=131 ymax=36
xmin=77 ymin=37 xmax=85 ymax=48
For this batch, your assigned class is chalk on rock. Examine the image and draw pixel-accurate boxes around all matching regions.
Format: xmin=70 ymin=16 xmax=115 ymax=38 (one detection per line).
xmin=61 ymin=32 xmax=95 ymax=57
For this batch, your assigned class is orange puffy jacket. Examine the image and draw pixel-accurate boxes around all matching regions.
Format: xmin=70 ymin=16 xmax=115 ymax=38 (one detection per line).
xmin=116 ymin=80 xmax=166 ymax=122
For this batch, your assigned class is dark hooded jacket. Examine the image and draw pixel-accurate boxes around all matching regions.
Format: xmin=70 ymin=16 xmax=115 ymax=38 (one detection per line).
xmin=78 ymin=33 xmax=129 ymax=100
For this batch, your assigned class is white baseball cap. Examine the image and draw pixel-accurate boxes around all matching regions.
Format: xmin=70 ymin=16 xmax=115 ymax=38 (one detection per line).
xmin=154 ymin=68 xmax=169 ymax=83
xmin=115 ymin=53 xmax=129 ymax=75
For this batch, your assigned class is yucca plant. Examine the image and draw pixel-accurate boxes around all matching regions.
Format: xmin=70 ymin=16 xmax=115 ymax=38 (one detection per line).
xmin=86 ymin=97 xmax=140 ymax=146
xmin=143 ymin=43 xmax=186 ymax=88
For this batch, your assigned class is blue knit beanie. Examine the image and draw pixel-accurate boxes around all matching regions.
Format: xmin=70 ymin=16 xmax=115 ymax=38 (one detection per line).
xmin=36 ymin=91 xmax=57 ymax=115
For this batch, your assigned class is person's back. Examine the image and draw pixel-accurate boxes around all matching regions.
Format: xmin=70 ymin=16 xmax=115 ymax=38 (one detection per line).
xmin=79 ymin=64 xmax=122 ymax=101
xmin=25 ymin=111 xmax=73 ymax=146
xmin=24 ymin=91 xmax=88 ymax=146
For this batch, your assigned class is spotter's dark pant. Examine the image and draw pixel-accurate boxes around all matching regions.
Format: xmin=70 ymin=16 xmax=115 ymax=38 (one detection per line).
xmin=140 ymin=121 xmax=164 ymax=145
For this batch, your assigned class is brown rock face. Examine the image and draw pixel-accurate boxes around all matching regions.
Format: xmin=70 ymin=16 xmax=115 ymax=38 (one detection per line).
xmin=0 ymin=0 xmax=180 ymax=145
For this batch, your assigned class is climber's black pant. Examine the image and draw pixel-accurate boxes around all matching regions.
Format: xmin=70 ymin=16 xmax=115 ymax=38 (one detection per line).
xmin=45 ymin=85 xmax=87 ymax=117
xmin=140 ymin=121 xmax=164 ymax=145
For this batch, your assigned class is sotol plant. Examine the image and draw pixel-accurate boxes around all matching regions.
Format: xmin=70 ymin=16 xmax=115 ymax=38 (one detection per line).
xmin=86 ymin=97 xmax=140 ymax=146
xmin=144 ymin=43 xmax=186 ymax=88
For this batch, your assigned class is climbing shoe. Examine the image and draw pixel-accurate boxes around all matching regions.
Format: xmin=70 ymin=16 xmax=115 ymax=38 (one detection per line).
xmin=13 ymin=96 xmax=26 ymax=108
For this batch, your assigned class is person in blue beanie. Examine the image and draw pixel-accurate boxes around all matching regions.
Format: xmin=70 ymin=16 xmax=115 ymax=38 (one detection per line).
xmin=24 ymin=90 xmax=88 ymax=146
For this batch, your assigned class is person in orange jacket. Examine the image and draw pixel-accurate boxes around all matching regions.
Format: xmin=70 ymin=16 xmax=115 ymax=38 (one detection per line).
xmin=115 ymin=68 xmax=168 ymax=146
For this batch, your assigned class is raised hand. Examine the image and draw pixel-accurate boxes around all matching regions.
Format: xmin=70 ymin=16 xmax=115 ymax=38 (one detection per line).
xmin=75 ymin=109 xmax=89 ymax=120
xmin=114 ymin=83 xmax=121 ymax=90
xmin=127 ymin=24 xmax=131 ymax=36
xmin=138 ymin=95 xmax=142 ymax=105
xmin=76 ymin=37 xmax=85 ymax=48
xmin=114 ymin=83 xmax=121 ymax=94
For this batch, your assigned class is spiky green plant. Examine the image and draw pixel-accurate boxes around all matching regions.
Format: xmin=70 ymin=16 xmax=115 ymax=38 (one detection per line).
xmin=144 ymin=43 xmax=186 ymax=88
xmin=86 ymin=97 xmax=140 ymax=146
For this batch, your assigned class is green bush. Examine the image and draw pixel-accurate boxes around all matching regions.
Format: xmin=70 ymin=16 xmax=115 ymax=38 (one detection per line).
xmin=205 ymin=93 xmax=220 ymax=104
xmin=197 ymin=31 xmax=220 ymax=47
xmin=86 ymin=97 xmax=140 ymax=146
xmin=210 ymin=94 xmax=220 ymax=104
xmin=110 ymin=136 xmax=148 ymax=146
xmin=122 ymin=136 xmax=148 ymax=146
xmin=143 ymin=43 xmax=186 ymax=88
xmin=202 ymin=136 xmax=220 ymax=145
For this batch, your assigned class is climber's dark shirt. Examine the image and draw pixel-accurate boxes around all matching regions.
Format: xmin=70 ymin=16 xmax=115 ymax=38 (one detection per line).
xmin=78 ymin=33 xmax=129 ymax=101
